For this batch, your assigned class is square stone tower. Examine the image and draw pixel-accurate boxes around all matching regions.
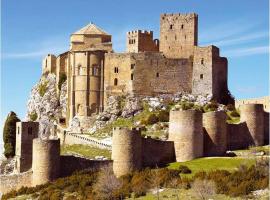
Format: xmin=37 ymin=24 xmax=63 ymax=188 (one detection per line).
xmin=126 ymin=30 xmax=159 ymax=53
xmin=15 ymin=122 xmax=39 ymax=173
xmin=160 ymin=13 xmax=198 ymax=59
xmin=42 ymin=54 xmax=56 ymax=75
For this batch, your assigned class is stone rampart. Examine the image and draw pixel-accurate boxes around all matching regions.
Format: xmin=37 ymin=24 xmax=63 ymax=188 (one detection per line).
xmin=169 ymin=110 xmax=203 ymax=162
xmin=0 ymin=171 xmax=32 ymax=194
xmin=203 ymin=111 xmax=227 ymax=156
xmin=240 ymin=104 xmax=264 ymax=146
xmin=32 ymin=139 xmax=60 ymax=186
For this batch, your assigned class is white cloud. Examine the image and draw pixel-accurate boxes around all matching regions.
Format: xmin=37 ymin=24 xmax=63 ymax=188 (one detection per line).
xmin=223 ymin=45 xmax=268 ymax=57
xmin=201 ymin=31 xmax=268 ymax=47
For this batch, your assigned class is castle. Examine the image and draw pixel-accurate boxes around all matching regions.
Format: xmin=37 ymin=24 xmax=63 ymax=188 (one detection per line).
xmin=41 ymin=13 xmax=230 ymax=127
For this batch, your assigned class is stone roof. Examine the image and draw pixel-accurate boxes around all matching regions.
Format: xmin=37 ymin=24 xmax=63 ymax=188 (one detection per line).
xmin=73 ymin=23 xmax=110 ymax=35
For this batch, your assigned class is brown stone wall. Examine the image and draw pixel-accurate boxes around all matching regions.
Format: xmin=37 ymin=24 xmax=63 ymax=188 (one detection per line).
xmin=32 ymin=139 xmax=60 ymax=186
xmin=227 ymin=123 xmax=252 ymax=150
xmin=42 ymin=54 xmax=56 ymax=74
xmin=71 ymin=35 xmax=112 ymax=52
xmin=142 ymin=138 xmax=175 ymax=167
xmin=15 ymin=122 xmax=39 ymax=173
xmin=127 ymin=30 xmax=159 ymax=53
xmin=60 ymin=156 xmax=111 ymax=177
xmin=104 ymin=52 xmax=193 ymax=107
xmin=240 ymin=104 xmax=264 ymax=146
xmin=160 ymin=13 xmax=198 ymax=58
xmin=112 ymin=127 xmax=142 ymax=177
xmin=169 ymin=110 xmax=203 ymax=162
xmin=0 ymin=171 xmax=32 ymax=194
xmin=203 ymin=111 xmax=227 ymax=156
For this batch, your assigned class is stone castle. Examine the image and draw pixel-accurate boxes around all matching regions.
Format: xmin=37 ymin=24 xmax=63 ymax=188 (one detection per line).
xmin=1 ymin=13 xmax=268 ymax=194
xmin=42 ymin=13 xmax=231 ymax=127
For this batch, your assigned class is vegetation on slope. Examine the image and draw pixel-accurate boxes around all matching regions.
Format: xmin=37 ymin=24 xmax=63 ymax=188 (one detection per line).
xmin=61 ymin=144 xmax=111 ymax=159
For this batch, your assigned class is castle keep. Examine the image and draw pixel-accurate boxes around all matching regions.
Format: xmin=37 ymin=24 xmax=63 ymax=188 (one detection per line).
xmin=42 ymin=13 xmax=230 ymax=127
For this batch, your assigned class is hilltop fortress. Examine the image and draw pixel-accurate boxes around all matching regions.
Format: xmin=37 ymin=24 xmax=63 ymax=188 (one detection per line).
xmin=42 ymin=13 xmax=231 ymax=127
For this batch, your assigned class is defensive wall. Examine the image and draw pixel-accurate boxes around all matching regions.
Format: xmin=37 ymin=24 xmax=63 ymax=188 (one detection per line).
xmin=112 ymin=103 xmax=269 ymax=176
xmin=112 ymin=127 xmax=175 ymax=177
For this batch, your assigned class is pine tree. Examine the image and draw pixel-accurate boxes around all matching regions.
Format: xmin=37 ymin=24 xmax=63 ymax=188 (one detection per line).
xmin=3 ymin=111 xmax=20 ymax=158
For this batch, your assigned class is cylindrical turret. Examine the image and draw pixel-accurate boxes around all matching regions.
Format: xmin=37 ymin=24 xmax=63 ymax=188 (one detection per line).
xmin=32 ymin=139 xmax=60 ymax=186
xmin=169 ymin=110 xmax=203 ymax=162
xmin=203 ymin=111 xmax=227 ymax=156
xmin=240 ymin=104 xmax=264 ymax=146
xmin=112 ymin=127 xmax=142 ymax=177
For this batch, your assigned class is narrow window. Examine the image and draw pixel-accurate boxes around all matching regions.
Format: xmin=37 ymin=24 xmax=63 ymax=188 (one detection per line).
xmin=114 ymin=67 xmax=119 ymax=73
xmin=131 ymin=73 xmax=134 ymax=80
xmin=165 ymin=36 xmax=167 ymax=40
xmin=131 ymin=64 xmax=135 ymax=69
xmin=175 ymin=35 xmax=177 ymax=40
xmin=201 ymin=58 xmax=204 ymax=65
xmin=200 ymin=74 xmax=203 ymax=79
xmin=170 ymin=24 xmax=173 ymax=29
xmin=18 ymin=127 xmax=20 ymax=134
xmin=181 ymin=24 xmax=184 ymax=29
xmin=45 ymin=59 xmax=47 ymax=68
xmin=156 ymin=72 xmax=159 ymax=78
xmin=184 ymin=35 xmax=186 ymax=39
xmin=78 ymin=64 xmax=82 ymax=75
xmin=28 ymin=127 xmax=32 ymax=135
xmin=114 ymin=78 xmax=118 ymax=86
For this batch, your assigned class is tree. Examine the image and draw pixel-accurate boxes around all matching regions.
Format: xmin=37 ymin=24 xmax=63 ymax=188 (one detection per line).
xmin=93 ymin=166 xmax=123 ymax=200
xmin=3 ymin=111 xmax=20 ymax=158
xmin=191 ymin=179 xmax=216 ymax=200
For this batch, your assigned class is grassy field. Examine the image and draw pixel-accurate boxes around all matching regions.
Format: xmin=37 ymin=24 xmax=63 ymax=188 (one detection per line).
xmin=61 ymin=144 xmax=111 ymax=159
xmin=129 ymin=188 xmax=244 ymax=200
xmin=168 ymin=157 xmax=255 ymax=178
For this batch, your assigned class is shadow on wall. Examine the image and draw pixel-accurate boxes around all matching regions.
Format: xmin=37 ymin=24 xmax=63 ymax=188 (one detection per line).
xmin=60 ymin=155 xmax=112 ymax=177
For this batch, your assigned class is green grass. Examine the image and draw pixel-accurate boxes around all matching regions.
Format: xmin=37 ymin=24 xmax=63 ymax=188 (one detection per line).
xmin=128 ymin=188 xmax=243 ymax=200
xmin=61 ymin=144 xmax=111 ymax=159
xmin=168 ymin=157 xmax=255 ymax=178
xmin=226 ymin=111 xmax=240 ymax=124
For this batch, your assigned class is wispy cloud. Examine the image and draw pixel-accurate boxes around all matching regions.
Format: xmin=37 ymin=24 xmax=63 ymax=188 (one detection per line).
xmin=202 ymin=31 xmax=268 ymax=47
xmin=223 ymin=45 xmax=268 ymax=57
xmin=199 ymin=19 xmax=260 ymax=43
xmin=2 ymin=36 xmax=69 ymax=59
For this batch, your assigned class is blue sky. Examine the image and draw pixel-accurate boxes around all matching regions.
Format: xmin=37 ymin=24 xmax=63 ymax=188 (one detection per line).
xmin=1 ymin=0 xmax=269 ymax=134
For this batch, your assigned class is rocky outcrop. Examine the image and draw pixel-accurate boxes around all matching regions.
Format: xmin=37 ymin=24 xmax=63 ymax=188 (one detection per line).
xmin=26 ymin=73 xmax=66 ymax=138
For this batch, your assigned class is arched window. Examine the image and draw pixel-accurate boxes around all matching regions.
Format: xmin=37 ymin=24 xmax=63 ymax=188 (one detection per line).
xmin=181 ymin=24 xmax=184 ymax=29
xmin=114 ymin=78 xmax=118 ymax=86
xmin=170 ymin=24 xmax=173 ymax=29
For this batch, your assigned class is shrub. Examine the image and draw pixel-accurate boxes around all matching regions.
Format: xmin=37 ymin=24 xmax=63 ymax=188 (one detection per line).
xmin=58 ymin=73 xmax=67 ymax=90
xmin=230 ymin=110 xmax=240 ymax=118
xmin=3 ymin=111 xmax=20 ymax=158
xmin=191 ymin=179 xmax=216 ymax=200
xmin=203 ymin=101 xmax=218 ymax=112
xmin=38 ymin=81 xmax=48 ymax=97
xmin=157 ymin=110 xmax=169 ymax=122
xmin=178 ymin=165 xmax=192 ymax=174
xmin=146 ymin=113 xmax=159 ymax=125
xmin=179 ymin=101 xmax=194 ymax=110
xmin=29 ymin=111 xmax=38 ymax=121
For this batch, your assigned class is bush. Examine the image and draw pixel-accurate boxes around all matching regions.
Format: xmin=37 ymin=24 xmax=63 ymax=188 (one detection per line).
xmin=146 ymin=113 xmax=159 ymax=125
xmin=3 ymin=111 xmax=20 ymax=158
xmin=203 ymin=101 xmax=218 ymax=112
xmin=58 ymin=73 xmax=67 ymax=90
xmin=178 ymin=165 xmax=192 ymax=174
xmin=29 ymin=111 xmax=38 ymax=121
xmin=157 ymin=110 xmax=169 ymax=122
xmin=230 ymin=110 xmax=240 ymax=118
xmin=179 ymin=101 xmax=194 ymax=110
xmin=38 ymin=81 xmax=48 ymax=97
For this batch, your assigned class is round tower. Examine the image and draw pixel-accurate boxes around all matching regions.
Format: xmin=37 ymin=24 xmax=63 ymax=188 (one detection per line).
xmin=112 ymin=127 xmax=142 ymax=177
xmin=169 ymin=110 xmax=203 ymax=162
xmin=203 ymin=111 xmax=227 ymax=156
xmin=32 ymin=138 xmax=60 ymax=186
xmin=240 ymin=104 xmax=264 ymax=146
